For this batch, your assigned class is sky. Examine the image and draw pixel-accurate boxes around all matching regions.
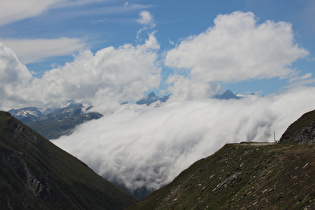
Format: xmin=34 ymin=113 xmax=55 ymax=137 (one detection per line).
xmin=1 ymin=0 xmax=315 ymax=110
xmin=1 ymin=0 xmax=315 ymax=197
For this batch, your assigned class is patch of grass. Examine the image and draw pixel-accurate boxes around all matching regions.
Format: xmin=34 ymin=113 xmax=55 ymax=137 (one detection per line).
xmin=130 ymin=143 xmax=315 ymax=209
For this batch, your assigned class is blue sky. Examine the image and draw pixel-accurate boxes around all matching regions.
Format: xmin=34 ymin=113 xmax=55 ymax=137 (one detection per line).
xmin=0 ymin=0 xmax=315 ymax=109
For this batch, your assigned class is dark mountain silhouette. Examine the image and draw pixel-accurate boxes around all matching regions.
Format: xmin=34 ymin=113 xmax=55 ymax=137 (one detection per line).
xmin=0 ymin=111 xmax=137 ymax=209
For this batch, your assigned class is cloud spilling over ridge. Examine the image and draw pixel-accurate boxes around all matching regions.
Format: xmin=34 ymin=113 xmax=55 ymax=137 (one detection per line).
xmin=165 ymin=11 xmax=308 ymax=101
xmin=0 ymin=34 xmax=160 ymax=111
xmin=53 ymin=87 xmax=315 ymax=193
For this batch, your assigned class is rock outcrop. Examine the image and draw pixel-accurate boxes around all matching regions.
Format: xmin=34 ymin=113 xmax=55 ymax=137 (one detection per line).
xmin=280 ymin=109 xmax=315 ymax=144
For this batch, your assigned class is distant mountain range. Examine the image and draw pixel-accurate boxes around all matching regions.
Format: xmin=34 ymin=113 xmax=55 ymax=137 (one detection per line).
xmin=136 ymin=92 xmax=169 ymax=106
xmin=7 ymin=90 xmax=253 ymax=139
xmin=213 ymin=89 xmax=255 ymax=100
xmin=0 ymin=111 xmax=137 ymax=209
xmin=136 ymin=90 xmax=254 ymax=106
xmin=8 ymin=100 xmax=102 ymax=139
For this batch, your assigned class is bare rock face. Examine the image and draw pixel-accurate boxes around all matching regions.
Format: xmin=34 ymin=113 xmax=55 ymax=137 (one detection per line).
xmin=292 ymin=120 xmax=315 ymax=144
xmin=279 ymin=109 xmax=315 ymax=145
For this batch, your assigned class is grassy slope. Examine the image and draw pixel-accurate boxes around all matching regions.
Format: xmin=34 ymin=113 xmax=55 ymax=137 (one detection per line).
xmin=0 ymin=111 xmax=137 ymax=209
xmin=130 ymin=143 xmax=315 ymax=209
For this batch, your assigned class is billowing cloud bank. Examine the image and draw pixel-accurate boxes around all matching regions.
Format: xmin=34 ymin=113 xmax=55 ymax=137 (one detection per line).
xmin=0 ymin=34 xmax=160 ymax=111
xmin=53 ymin=87 xmax=315 ymax=193
xmin=165 ymin=12 xmax=308 ymax=101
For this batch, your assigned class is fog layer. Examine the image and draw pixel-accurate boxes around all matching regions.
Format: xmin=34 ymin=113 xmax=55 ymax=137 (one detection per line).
xmin=53 ymin=87 xmax=315 ymax=192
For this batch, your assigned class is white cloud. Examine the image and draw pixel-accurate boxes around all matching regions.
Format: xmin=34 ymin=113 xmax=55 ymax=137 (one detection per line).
xmin=0 ymin=43 xmax=32 ymax=84
xmin=0 ymin=36 xmax=160 ymax=110
xmin=289 ymin=73 xmax=312 ymax=82
xmin=165 ymin=11 xmax=308 ymax=98
xmin=137 ymin=11 xmax=154 ymax=26
xmin=286 ymin=73 xmax=315 ymax=89
xmin=167 ymin=75 xmax=221 ymax=102
xmin=1 ymin=38 xmax=86 ymax=64
xmin=136 ymin=11 xmax=156 ymax=41
xmin=0 ymin=0 xmax=60 ymax=26
xmin=53 ymin=87 xmax=315 ymax=194
xmin=0 ymin=43 xmax=33 ymax=86
xmin=0 ymin=0 xmax=112 ymax=26
xmin=52 ymin=0 xmax=106 ymax=8
xmin=75 ymin=3 xmax=151 ymax=17
xmin=143 ymin=32 xmax=160 ymax=50
xmin=0 ymin=43 xmax=33 ymax=110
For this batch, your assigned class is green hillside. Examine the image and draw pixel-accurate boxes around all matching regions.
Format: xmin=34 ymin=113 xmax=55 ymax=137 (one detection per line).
xmin=0 ymin=111 xmax=137 ymax=209
xmin=130 ymin=143 xmax=315 ymax=209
